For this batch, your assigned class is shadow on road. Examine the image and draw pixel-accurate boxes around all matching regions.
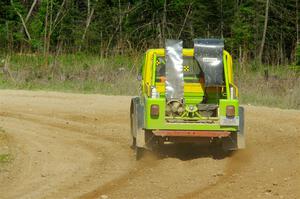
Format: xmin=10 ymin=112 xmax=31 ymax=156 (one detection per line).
xmin=151 ymin=143 xmax=234 ymax=161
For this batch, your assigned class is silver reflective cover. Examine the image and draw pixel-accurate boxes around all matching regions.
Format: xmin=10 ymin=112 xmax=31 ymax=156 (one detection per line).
xmin=165 ymin=39 xmax=184 ymax=100
xmin=194 ymin=39 xmax=224 ymax=87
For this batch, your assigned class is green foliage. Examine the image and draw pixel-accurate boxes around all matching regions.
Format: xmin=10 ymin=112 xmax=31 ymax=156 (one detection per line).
xmin=0 ymin=0 xmax=298 ymax=63
xmin=0 ymin=154 xmax=11 ymax=164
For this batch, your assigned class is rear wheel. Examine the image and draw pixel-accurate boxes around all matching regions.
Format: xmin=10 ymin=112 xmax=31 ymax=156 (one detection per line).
xmin=237 ymin=106 xmax=245 ymax=149
xmin=209 ymin=138 xmax=230 ymax=158
xmin=135 ymin=130 xmax=159 ymax=160
xmin=130 ymin=135 xmax=144 ymax=160
xmin=130 ymin=102 xmax=137 ymax=149
xmin=131 ymin=137 xmax=136 ymax=149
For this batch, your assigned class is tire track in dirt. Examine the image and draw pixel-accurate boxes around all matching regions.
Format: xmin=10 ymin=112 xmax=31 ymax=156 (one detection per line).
xmin=0 ymin=111 xmax=121 ymax=145
xmin=0 ymin=116 xmax=106 ymax=199
xmin=77 ymin=158 xmax=159 ymax=199
xmin=1 ymin=90 xmax=299 ymax=199
xmin=176 ymin=106 xmax=300 ymax=199
xmin=0 ymin=109 xmax=162 ymax=198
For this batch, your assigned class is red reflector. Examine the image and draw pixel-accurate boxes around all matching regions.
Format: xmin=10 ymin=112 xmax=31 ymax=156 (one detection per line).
xmin=151 ymin=105 xmax=159 ymax=117
xmin=226 ymin=105 xmax=235 ymax=117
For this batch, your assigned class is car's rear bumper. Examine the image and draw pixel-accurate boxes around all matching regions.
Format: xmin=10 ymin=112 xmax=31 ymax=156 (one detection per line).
xmin=153 ymin=130 xmax=230 ymax=137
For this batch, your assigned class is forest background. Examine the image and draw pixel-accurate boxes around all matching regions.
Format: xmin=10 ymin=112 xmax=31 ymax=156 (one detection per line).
xmin=0 ymin=0 xmax=299 ymax=109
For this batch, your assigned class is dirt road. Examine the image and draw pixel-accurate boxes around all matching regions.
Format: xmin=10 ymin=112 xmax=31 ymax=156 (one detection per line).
xmin=0 ymin=90 xmax=299 ymax=199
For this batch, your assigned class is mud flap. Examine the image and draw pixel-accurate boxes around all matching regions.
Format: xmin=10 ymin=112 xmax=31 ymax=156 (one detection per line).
xmin=222 ymin=132 xmax=238 ymax=151
xmin=136 ymin=130 xmax=146 ymax=148
xmin=222 ymin=106 xmax=245 ymax=150
xmin=130 ymin=97 xmax=146 ymax=152
xmin=130 ymin=97 xmax=144 ymax=139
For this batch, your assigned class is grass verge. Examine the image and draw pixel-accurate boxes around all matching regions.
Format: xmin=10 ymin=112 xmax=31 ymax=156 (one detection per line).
xmin=0 ymin=154 xmax=11 ymax=164
xmin=0 ymin=127 xmax=12 ymax=166
xmin=0 ymin=53 xmax=140 ymax=95
xmin=0 ymin=53 xmax=299 ymax=109
xmin=237 ymin=69 xmax=300 ymax=109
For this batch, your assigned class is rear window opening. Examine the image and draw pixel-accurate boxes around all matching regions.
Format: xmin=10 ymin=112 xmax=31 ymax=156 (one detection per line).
xmin=155 ymin=56 xmax=204 ymax=83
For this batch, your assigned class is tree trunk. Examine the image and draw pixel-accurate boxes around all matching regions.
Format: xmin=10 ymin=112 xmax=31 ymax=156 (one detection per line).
xmin=189 ymin=13 xmax=194 ymax=39
xmin=118 ymin=0 xmax=123 ymax=54
xmin=11 ymin=0 xmax=32 ymax=41
xmin=20 ymin=0 xmax=38 ymax=34
xmin=52 ymin=0 xmax=66 ymax=33
xmin=43 ymin=0 xmax=66 ymax=55
xmin=295 ymin=0 xmax=299 ymax=63
xmin=47 ymin=0 xmax=53 ymax=54
xmin=157 ymin=23 xmax=162 ymax=47
xmin=44 ymin=0 xmax=49 ymax=56
xmin=177 ymin=3 xmax=192 ymax=39
xmin=254 ymin=0 xmax=259 ymax=59
xmin=207 ymin=24 xmax=210 ymax=38
xmin=82 ymin=8 xmax=94 ymax=43
xmin=297 ymin=0 xmax=299 ymax=43
xmin=220 ymin=0 xmax=224 ymax=38
xmin=162 ymin=0 xmax=167 ymax=41
xmin=25 ymin=0 xmax=38 ymax=23
xmin=79 ymin=0 xmax=94 ymax=52
xmin=43 ymin=0 xmax=50 ymax=68
xmin=258 ymin=0 xmax=270 ymax=64
xmin=239 ymin=45 xmax=243 ymax=69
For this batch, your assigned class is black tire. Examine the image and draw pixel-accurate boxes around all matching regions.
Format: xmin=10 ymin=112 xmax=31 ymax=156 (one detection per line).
xmin=130 ymin=103 xmax=135 ymax=138
xmin=131 ymin=137 xmax=136 ymax=150
xmin=210 ymin=139 xmax=230 ymax=159
xmin=130 ymin=101 xmax=137 ymax=148
xmin=237 ymin=106 xmax=245 ymax=149
xmin=239 ymin=106 xmax=244 ymax=132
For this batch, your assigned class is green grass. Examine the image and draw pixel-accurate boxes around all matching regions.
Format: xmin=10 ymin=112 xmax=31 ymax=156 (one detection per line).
xmin=0 ymin=78 xmax=138 ymax=95
xmin=237 ymin=68 xmax=300 ymax=109
xmin=0 ymin=127 xmax=12 ymax=165
xmin=0 ymin=154 xmax=11 ymax=164
xmin=0 ymin=53 xmax=140 ymax=95
xmin=0 ymin=53 xmax=299 ymax=109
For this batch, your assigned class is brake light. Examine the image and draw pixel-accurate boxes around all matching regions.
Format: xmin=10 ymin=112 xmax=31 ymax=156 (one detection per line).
xmin=226 ymin=105 xmax=235 ymax=118
xmin=151 ymin=105 xmax=159 ymax=117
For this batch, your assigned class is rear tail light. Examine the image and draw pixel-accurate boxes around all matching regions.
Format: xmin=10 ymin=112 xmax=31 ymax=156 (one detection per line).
xmin=226 ymin=105 xmax=235 ymax=118
xmin=151 ymin=105 xmax=159 ymax=117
